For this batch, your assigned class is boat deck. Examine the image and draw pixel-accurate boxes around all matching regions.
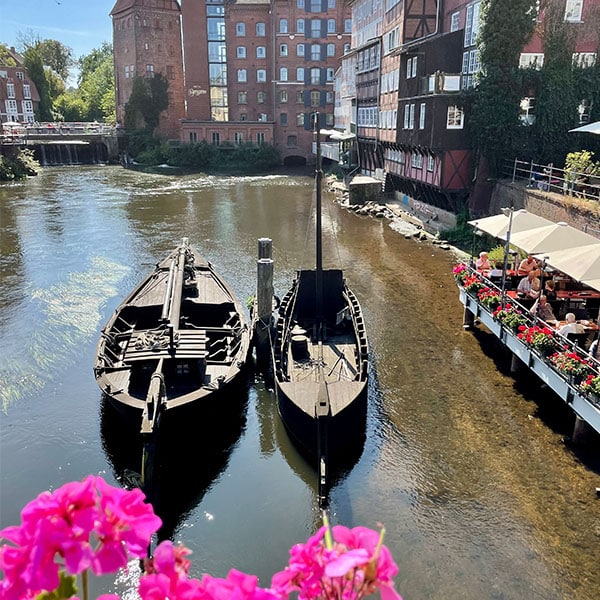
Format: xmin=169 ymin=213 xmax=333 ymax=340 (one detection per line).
xmin=287 ymin=334 xmax=358 ymax=384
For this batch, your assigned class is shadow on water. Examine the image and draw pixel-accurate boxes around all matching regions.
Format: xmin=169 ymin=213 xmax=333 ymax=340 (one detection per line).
xmin=100 ymin=375 xmax=251 ymax=542
xmin=470 ymin=326 xmax=600 ymax=474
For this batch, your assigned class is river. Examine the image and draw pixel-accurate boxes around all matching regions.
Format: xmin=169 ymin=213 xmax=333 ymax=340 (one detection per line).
xmin=0 ymin=166 xmax=598 ymax=599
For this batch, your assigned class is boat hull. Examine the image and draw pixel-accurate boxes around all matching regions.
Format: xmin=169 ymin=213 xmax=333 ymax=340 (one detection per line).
xmin=273 ymin=268 xmax=369 ymax=459
xmin=94 ymin=239 xmax=251 ymax=430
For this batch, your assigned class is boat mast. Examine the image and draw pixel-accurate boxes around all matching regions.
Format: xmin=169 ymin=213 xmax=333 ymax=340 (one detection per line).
xmin=314 ymin=113 xmax=324 ymax=329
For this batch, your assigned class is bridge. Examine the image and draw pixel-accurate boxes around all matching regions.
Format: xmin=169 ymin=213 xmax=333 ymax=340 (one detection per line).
xmin=0 ymin=122 xmax=121 ymax=165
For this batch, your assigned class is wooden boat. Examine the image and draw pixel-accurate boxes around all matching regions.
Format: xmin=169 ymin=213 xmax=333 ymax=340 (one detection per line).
xmin=272 ymin=123 xmax=368 ymax=503
xmin=94 ymin=238 xmax=251 ymax=434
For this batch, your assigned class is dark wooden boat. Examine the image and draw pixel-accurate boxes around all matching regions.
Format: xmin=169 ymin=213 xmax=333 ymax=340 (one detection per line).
xmin=272 ymin=123 xmax=368 ymax=502
xmin=94 ymin=238 xmax=251 ymax=434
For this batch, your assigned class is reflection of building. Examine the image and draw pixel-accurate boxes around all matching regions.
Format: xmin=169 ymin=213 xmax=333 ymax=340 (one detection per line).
xmin=110 ymin=0 xmax=185 ymax=138
xmin=0 ymin=47 xmax=40 ymax=124
xmin=110 ymin=0 xmax=352 ymax=163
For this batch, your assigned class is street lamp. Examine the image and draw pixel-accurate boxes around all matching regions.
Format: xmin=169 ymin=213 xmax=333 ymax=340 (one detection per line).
xmin=536 ymin=256 xmax=549 ymax=321
xmin=500 ymin=206 xmax=514 ymax=303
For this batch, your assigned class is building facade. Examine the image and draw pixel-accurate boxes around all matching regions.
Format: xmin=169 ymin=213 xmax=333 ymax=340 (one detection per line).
xmin=0 ymin=47 xmax=40 ymax=124
xmin=111 ymin=0 xmax=186 ymax=138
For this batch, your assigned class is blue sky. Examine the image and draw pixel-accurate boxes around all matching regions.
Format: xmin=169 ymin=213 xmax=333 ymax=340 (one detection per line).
xmin=1 ymin=0 xmax=115 ymax=59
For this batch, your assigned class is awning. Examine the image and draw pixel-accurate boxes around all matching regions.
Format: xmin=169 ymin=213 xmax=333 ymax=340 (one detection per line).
xmin=569 ymin=121 xmax=600 ymax=135
xmin=535 ymin=243 xmax=600 ymax=292
xmin=509 ymin=222 xmax=599 ymax=254
xmin=468 ymin=209 xmax=553 ymax=240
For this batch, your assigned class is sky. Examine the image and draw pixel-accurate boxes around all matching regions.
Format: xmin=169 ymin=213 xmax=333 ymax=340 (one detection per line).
xmin=1 ymin=0 xmax=115 ymax=60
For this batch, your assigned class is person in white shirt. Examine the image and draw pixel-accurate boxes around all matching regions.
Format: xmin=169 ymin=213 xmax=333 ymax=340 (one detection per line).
xmin=530 ymin=295 xmax=556 ymax=322
xmin=517 ymin=272 xmax=540 ymax=299
xmin=558 ymin=313 xmax=585 ymax=337
xmin=475 ymin=252 xmax=491 ymax=272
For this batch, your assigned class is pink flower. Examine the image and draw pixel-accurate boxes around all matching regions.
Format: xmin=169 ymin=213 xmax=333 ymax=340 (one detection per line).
xmin=199 ymin=569 xmax=280 ymax=600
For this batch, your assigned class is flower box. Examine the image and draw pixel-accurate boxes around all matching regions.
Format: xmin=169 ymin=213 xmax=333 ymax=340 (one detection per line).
xmin=505 ymin=332 xmax=530 ymax=363
xmin=530 ymin=353 xmax=570 ymax=396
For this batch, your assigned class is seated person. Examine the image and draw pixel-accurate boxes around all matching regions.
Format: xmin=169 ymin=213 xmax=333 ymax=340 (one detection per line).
xmin=475 ymin=251 xmax=491 ymax=272
xmin=558 ymin=312 xmax=585 ymax=337
xmin=543 ymin=279 xmax=557 ymax=302
xmin=530 ymin=295 xmax=556 ymax=322
xmin=518 ymin=254 xmax=539 ymax=277
xmin=517 ymin=272 xmax=540 ymax=299
xmin=589 ymin=337 xmax=600 ymax=361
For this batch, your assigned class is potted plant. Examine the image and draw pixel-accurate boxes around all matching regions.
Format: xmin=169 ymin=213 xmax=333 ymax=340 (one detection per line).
xmin=493 ymin=304 xmax=528 ymax=331
xmin=517 ymin=325 xmax=559 ymax=357
xmin=478 ymin=286 xmax=501 ymax=310
xmin=580 ymin=373 xmax=600 ymax=403
xmin=463 ymin=274 xmax=485 ymax=296
xmin=549 ymin=351 xmax=592 ymax=384
xmin=453 ymin=263 xmax=469 ymax=284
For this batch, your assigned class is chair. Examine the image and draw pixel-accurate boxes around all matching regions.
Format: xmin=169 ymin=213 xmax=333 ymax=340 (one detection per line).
xmin=566 ymin=332 xmax=589 ymax=349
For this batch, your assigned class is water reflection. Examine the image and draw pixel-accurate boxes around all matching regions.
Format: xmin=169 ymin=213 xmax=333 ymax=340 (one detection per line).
xmin=100 ymin=377 xmax=249 ymax=542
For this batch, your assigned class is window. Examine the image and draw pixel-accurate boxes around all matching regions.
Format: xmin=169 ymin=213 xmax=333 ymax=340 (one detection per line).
xmin=564 ymin=0 xmax=583 ymax=22
xmin=344 ymin=43 xmax=350 ymax=53
xmin=310 ymin=90 xmax=320 ymax=106
xmin=409 ymin=103 xmax=415 ymax=129
xmin=15 ymin=71 xmax=24 ymax=80
xmin=237 ymin=69 xmax=247 ymax=82
xmin=258 ymin=113 xmax=267 ymax=122
xmin=406 ymin=57 xmax=412 ymax=78
xmin=311 ymin=19 xmax=321 ymax=37
xmin=327 ymin=44 xmax=335 ymax=57
xmin=280 ymin=18 xmax=288 ymax=33
xmin=257 ymin=132 xmax=266 ymax=144
xmin=280 ymin=90 xmax=288 ymax=103
xmin=464 ymin=1 xmax=480 ymax=47
xmin=447 ymin=105 xmax=464 ymax=128
xmin=325 ymin=114 xmax=334 ymax=125
xmin=419 ymin=103 xmax=426 ymax=129
xmin=6 ymin=99 xmax=18 ymax=114
xmin=280 ymin=44 xmax=288 ymax=56
xmin=238 ymin=91 xmax=248 ymax=104
xmin=519 ymin=53 xmax=544 ymax=69
xmin=450 ymin=11 xmax=460 ymax=32
xmin=427 ymin=155 xmax=434 ymax=172
xmin=297 ymin=113 xmax=305 ymax=125
xmin=257 ymin=69 xmax=267 ymax=82
xmin=328 ymin=0 xmax=335 ymax=7
xmin=326 ymin=91 xmax=334 ymax=104
xmin=297 ymin=90 xmax=305 ymax=102
xmin=411 ymin=154 xmax=423 ymax=169
xmin=256 ymin=22 xmax=266 ymax=36
xmin=297 ymin=43 xmax=305 ymax=56
xmin=124 ymin=65 xmax=131 ymax=78
xmin=256 ymin=46 xmax=266 ymax=58
xmin=403 ymin=104 xmax=410 ymax=129
xmin=210 ymin=63 xmax=227 ymax=85
xmin=189 ymin=132 xmax=198 ymax=143
xmin=209 ymin=42 xmax=227 ymax=62
xmin=297 ymin=19 xmax=305 ymax=34
xmin=236 ymin=23 xmax=245 ymax=36
xmin=577 ymin=99 xmax=592 ymax=124
xmin=344 ymin=19 xmax=352 ymax=33
xmin=240 ymin=113 xmax=247 ymax=121
xmin=237 ymin=46 xmax=246 ymax=58
xmin=297 ymin=0 xmax=304 ymax=7
xmin=326 ymin=67 xmax=334 ymax=81
xmin=212 ymin=132 xmax=220 ymax=144
xmin=573 ymin=52 xmax=597 ymax=68
xmin=312 ymin=44 xmax=321 ymax=60
xmin=280 ymin=113 xmax=288 ymax=125
xmin=412 ymin=56 xmax=418 ymax=77
xmin=280 ymin=67 xmax=288 ymax=81
xmin=328 ymin=19 xmax=336 ymax=33
xmin=146 ymin=64 xmax=155 ymax=77
xmin=519 ymin=97 xmax=535 ymax=125
xmin=297 ymin=67 xmax=305 ymax=82
xmin=310 ymin=0 xmax=320 ymax=10
xmin=311 ymin=68 xmax=320 ymax=84
xmin=23 ymin=84 xmax=31 ymax=99
xmin=287 ymin=135 xmax=297 ymax=147
xmin=258 ymin=91 xmax=267 ymax=103
xmin=234 ymin=132 xmax=244 ymax=144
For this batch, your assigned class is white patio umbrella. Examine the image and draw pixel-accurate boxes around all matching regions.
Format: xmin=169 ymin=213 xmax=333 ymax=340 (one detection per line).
xmin=535 ymin=243 xmax=600 ymax=292
xmin=568 ymin=121 xmax=600 ymax=135
xmin=468 ymin=209 xmax=553 ymax=240
xmin=508 ymin=221 xmax=599 ymax=254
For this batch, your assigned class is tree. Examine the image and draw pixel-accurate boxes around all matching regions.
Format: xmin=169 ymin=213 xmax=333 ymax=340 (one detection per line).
xmin=124 ymin=73 xmax=169 ymax=132
xmin=76 ymin=44 xmax=115 ymax=122
xmin=0 ymin=43 xmax=17 ymax=67
xmin=23 ymin=48 xmax=53 ymax=121
xmin=467 ymin=0 xmax=537 ymax=175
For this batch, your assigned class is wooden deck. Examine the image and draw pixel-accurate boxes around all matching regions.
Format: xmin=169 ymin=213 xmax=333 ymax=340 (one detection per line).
xmin=123 ymin=329 xmax=209 ymax=361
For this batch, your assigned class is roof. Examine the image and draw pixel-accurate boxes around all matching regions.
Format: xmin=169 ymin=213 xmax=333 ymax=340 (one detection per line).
xmin=110 ymin=0 xmax=181 ymax=16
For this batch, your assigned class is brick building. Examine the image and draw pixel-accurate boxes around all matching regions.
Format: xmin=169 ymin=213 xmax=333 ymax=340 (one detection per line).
xmin=0 ymin=47 xmax=40 ymax=124
xmin=111 ymin=0 xmax=185 ymax=139
xmin=111 ymin=0 xmax=352 ymax=162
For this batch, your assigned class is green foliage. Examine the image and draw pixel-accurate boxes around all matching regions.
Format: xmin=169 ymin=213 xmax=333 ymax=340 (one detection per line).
xmin=564 ymin=150 xmax=600 ymax=175
xmin=0 ymin=43 xmax=18 ymax=66
xmin=36 ymin=570 xmax=77 ymax=600
xmin=124 ymin=74 xmax=169 ymax=132
xmin=34 ymin=39 xmax=74 ymax=81
xmin=23 ymin=48 xmax=53 ymax=121
xmin=0 ymin=148 xmax=39 ymax=181
xmin=440 ymin=210 xmax=494 ymax=254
